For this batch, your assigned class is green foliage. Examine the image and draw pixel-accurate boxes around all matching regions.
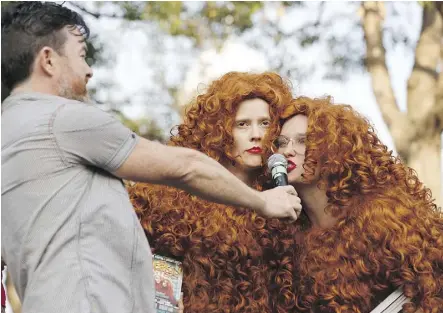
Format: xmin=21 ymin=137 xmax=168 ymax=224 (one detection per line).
xmin=120 ymin=1 xmax=145 ymax=20
xmin=85 ymin=34 xmax=105 ymax=67
xmin=142 ymin=2 xmax=198 ymax=38
xmin=20 ymin=1 xmax=422 ymax=133
xmin=108 ymin=1 xmax=263 ymax=44
xmin=300 ymin=34 xmax=320 ymax=47
xmin=113 ymin=110 xmax=166 ymax=142
xmin=418 ymin=1 xmax=437 ymax=9
xmin=200 ymin=1 xmax=262 ymax=32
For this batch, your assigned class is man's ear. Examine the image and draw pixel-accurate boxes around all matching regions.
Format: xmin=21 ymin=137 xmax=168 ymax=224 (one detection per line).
xmin=36 ymin=46 xmax=61 ymax=77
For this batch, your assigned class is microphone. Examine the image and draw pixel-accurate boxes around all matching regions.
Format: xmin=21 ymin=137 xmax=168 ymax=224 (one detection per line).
xmin=267 ymin=154 xmax=288 ymax=187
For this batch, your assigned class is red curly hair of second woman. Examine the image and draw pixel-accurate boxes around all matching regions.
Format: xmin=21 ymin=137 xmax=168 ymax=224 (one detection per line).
xmin=279 ymin=96 xmax=443 ymax=313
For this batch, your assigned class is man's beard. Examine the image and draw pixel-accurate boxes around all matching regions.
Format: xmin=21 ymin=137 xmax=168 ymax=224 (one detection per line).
xmin=57 ymin=74 xmax=90 ymax=103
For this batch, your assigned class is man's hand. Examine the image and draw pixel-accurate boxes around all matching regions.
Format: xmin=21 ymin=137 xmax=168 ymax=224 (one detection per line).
xmin=258 ymin=186 xmax=302 ymax=221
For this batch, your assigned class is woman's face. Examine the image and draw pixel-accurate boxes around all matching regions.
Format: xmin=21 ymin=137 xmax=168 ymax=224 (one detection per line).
xmin=276 ymin=114 xmax=308 ymax=184
xmin=230 ymin=98 xmax=271 ymax=170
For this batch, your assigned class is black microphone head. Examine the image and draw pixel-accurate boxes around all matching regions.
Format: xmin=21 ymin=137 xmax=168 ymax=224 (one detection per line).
xmin=267 ymin=153 xmax=287 ymax=172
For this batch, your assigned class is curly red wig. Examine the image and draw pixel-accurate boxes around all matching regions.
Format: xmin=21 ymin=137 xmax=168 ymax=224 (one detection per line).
xmin=170 ymin=71 xmax=293 ymax=170
xmin=128 ymin=71 xmax=296 ymax=313
xmin=279 ymin=96 xmax=443 ymax=313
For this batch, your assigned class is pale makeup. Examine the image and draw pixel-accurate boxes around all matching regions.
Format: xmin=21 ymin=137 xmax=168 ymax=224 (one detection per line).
xmin=230 ymin=98 xmax=271 ymax=170
xmin=278 ymin=114 xmax=308 ymax=184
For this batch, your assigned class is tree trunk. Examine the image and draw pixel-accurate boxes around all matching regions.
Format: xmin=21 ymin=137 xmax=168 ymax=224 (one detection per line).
xmin=407 ymin=134 xmax=442 ymax=205
xmin=407 ymin=3 xmax=442 ymax=121
xmin=361 ymin=2 xmax=443 ymax=207
xmin=406 ymin=2 xmax=443 ymax=206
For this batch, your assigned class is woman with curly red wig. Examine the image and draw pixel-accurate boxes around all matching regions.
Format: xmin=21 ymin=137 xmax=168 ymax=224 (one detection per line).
xmin=274 ymin=96 xmax=443 ymax=313
xmin=128 ymin=71 xmax=299 ymax=313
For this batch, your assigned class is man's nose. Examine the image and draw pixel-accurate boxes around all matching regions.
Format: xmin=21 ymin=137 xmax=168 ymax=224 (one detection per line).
xmin=86 ymin=66 xmax=93 ymax=81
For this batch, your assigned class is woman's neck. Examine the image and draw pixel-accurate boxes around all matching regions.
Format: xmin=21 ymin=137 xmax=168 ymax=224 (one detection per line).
xmin=226 ymin=163 xmax=260 ymax=187
xmin=294 ymin=183 xmax=338 ymax=229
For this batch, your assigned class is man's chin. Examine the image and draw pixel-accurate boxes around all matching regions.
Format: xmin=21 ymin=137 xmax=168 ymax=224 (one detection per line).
xmin=70 ymin=93 xmax=90 ymax=103
xmin=79 ymin=94 xmax=91 ymax=103
xmin=58 ymin=90 xmax=90 ymax=102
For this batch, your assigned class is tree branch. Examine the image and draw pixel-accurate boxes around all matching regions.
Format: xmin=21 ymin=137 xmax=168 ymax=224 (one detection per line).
xmin=279 ymin=1 xmax=328 ymax=38
xmin=360 ymin=2 xmax=409 ymax=151
xmin=68 ymin=2 xmax=121 ymax=19
xmin=436 ymin=1 xmax=443 ymax=17
xmin=431 ymin=42 xmax=443 ymax=132
xmin=406 ymin=2 xmax=442 ymax=123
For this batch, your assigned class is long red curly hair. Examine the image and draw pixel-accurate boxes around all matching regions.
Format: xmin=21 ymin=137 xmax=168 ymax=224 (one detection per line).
xmin=170 ymin=71 xmax=293 ymax=170
xmin=279 ymin=96 xmax=443 ymax=313
xmin=128 ymin=71 xmax=296 ymax=313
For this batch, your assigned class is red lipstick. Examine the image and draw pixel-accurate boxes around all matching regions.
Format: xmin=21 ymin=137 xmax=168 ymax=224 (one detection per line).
xmin=246 ymin=147 xmax=262 ymax=154
xmin=287 ymin=159 xmax=297 ymax=172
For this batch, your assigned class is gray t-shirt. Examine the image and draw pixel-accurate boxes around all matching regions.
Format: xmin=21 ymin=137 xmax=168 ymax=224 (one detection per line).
xmin=1 ymin=92 xmax=154 ymax=313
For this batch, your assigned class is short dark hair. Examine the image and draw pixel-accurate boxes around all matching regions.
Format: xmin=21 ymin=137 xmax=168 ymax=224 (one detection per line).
xmin=1 ymin=1 xmax=90 ymax=90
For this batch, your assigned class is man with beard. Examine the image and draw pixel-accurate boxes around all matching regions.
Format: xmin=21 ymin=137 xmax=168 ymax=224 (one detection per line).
xmin=1 ymin=2 xmax=300 ymax=313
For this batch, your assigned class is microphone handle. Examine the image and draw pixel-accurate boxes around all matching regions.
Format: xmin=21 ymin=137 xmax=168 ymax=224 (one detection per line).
xmin=274 ymin=173 xmax=288 ymax=186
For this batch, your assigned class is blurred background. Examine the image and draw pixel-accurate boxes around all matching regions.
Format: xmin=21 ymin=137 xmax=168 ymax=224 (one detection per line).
xmin=2 ymin=1 xmax=442 ymax=207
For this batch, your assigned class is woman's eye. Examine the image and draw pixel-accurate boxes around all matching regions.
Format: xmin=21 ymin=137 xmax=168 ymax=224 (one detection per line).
xmin=237 ymin=122 xmax=247 ymax=127
xmin=261 ymin=120 xmax=271 ymax=127
xmin=275 ymin=136 xmax=288 ymax=147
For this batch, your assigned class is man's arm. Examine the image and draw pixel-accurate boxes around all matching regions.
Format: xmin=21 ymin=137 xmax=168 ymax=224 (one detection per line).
xmin=114 ymin=139 xmax=300 ymax=220
xmin=51 ymin=103 xmax=300 ymax=220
